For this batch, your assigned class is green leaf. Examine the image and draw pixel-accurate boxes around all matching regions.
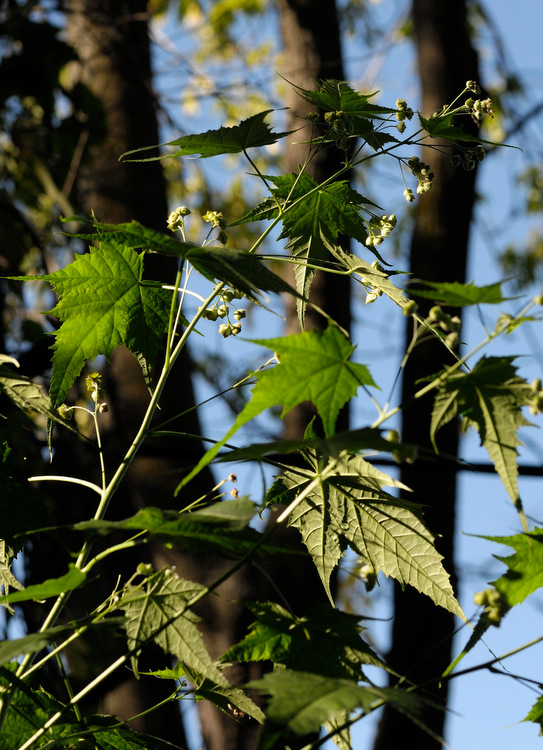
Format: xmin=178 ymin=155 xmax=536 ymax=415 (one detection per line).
xmin=67 ymin=218 xmax=297 ymax=302
xmin=120 ymin=110 xmax=290 ymax=161
xmin=216 ymin=427 xmax=395 ymax=463
xmin=251 ymin=669 xmax=426 ymax=747
xmin=431 ymin=356 xmax=534 ymax=504
xmin=183 ymin=664 xmax=266 ymax=723
xmin=0 ymin=623 xmax=81 ymax=663
xmin=524 ymin=695 xmax=543 ymax=734
xmin=409 ymin=279 xmax=509 ymax=306
xmin=0 ymin=359 xmax=79 ymax=433
xmin=0 ymin=564 xmax=86 ymax=606
xmin=222 ymin=601 xmax=383 ymax=679
xmin=482 ymin=529 xmax=543 ymax=607
xmin=120 ymin=568 xmax=264 ymax=722
xmin=235 ymin=172 xmax=380 ymax=325
xmin=176 ymin=325 xmax=376 ymax=492
xmin=10 ymin=237 xmax=172 ymax=407
xmin=419 ymin=111 xmax=500 ymax=146
xmin=74 ymin=501 xmax=293 ymax=558
xmin=291 ymin=80 xmax=394 ymax=117
xmin=267 ymin=452 xmax=464 ymax=617
xmin=0 ymin=680 xmax=185 ymax=750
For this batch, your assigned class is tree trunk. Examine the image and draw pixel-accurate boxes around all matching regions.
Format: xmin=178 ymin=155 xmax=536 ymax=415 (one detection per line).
xmin=373 ymin=3 xmax=479 ymax=748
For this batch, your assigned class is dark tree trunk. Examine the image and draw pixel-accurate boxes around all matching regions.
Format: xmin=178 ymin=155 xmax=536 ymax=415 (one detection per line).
xmin=373 ymin=3 xmax=480 ymax=749
xmin=277 ymin=0 xmax=351 ymax=438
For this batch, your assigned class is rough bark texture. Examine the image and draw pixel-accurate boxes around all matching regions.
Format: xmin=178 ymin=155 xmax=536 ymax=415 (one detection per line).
xmin=372 ymin=3 xmax=480 ymax=749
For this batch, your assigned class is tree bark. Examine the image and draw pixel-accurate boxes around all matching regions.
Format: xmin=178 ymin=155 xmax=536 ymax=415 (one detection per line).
xmin=373 ymin=3 xmax=480 ymax=749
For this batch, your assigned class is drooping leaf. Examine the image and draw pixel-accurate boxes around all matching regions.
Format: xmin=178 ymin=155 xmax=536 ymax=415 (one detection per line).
xmin=409 ymin=279 xmax=509 ymax=306
xmin=183 ymin=664 xmax=266 ymax=723
xmin=235 ymin=171 xmax=380 ymax=325
xmin=266 ymin=451 xmax=464 ymax=617
xmin=66 ymin=218 xmax=297 ymax=302
xmin=120 ymin=110 xmax=291 ymax=161
xmin=215 ymin=427 xmax=395 ymax=463
xmin=482 ymin=529 xmax=543 ymax=607
xmin=251 ymin=669 xmax=427 ymax=748
xmin=222 ymin=601 xmax=382 ymax=679
xmin=176 ymin=325 xmax=376 ymax=492
xmin=0 ymin=623 xmax=85 ymax=663
xmin=74 ymin=500 xmax=295 ymax=558
xmin=0 ymin=564 xmax=87 ymax=606
xmin=0 ymin=359 xmax=78 ymax=433
xmin=9 ymin=237 xmax=172 ymax=407
xmin=119 ymin=568 xmax=264 ymax=722
xmin=431 ymin=356 xmax=534 ymax=505
xmin=330 ymin=246 xmax=409 ymax=309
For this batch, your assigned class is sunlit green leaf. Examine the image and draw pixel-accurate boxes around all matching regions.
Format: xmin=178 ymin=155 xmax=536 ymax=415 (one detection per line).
xmin=235 ymin=171 xmax=380 ymax=324
xmin=481 ymin=529 xmax=543 ymax=606
xmin=266 ymin=451 xmax=464 ymax=617
xmin=9 ymin=237 xmax=172 ymax=407
xmin=177 ymin=325 xmax=376 ymax=492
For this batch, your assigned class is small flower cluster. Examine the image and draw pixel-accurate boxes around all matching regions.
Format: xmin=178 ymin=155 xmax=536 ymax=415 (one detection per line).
xmin=365 ymin=213 xmax=397 ymax=247
xmin=324 ymin=110 xmax=354 ymax=151
xmin=203 ymin=210 xmax=228 ymax=245
xmin=364 ymin=259 xmax=386 ymax=303
xmin=395 ymin=98 xmax=414 ymax=134
xmin=407 ymin=155 xmax=434 ymax=195
xmin=473 ymin=587 xmax=509 ymax=626
xmin=85 ymin=372 xmax=108 ymax=413
xmin=450 ymin=144 xmax=486 ymax=171
xmin=198 ymin=287 xmax=246 ymax=338
xmin=428 ymin=306 xmax=461 ymax=349
xmin=167 ymin=206 xmax=191 ymax=232
xmin=466 ymin=96 xmax=494 ymax=125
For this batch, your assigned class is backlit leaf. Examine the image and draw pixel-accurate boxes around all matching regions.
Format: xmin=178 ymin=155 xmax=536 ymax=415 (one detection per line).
xmin=409 ymin=279 xmax=509 ymax=306
xmin=431 ymin=356 xmax=534 ymax=505
xmin=177 ymin=325 xmax=376 ymax=492
xmin=121 ymin=110 xmax=290 ymax=161
xmin=10 ymin=237 xmax=172 ymax=407
xmin=267 ymin=452 xmax=464 ymax=617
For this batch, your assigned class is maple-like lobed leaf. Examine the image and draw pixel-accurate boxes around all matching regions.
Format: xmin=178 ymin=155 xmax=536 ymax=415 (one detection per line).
xmin=431 ymin=356 xmax=534 ymax=504
xmin=120 ymin=568 xmax=264 ymax=722
xmin=483 ymin=529 xmax=543 ymax=607
xmin=176 ymin=325 xmax=375 ymax=493
xmin=409 ymin=279 xmax=509 ymax=306
xmin=31 ymin=239 xmax=171 ymax=407
xmin=272 ymin=452 xmax=464 ymax=618
xmin=223 ymin=600 xmax=382 ymax=679
xmin=120 ymin=110 xmax=291 ymax=161
xmin=234 ymin=171 xmax=381 ymax=326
